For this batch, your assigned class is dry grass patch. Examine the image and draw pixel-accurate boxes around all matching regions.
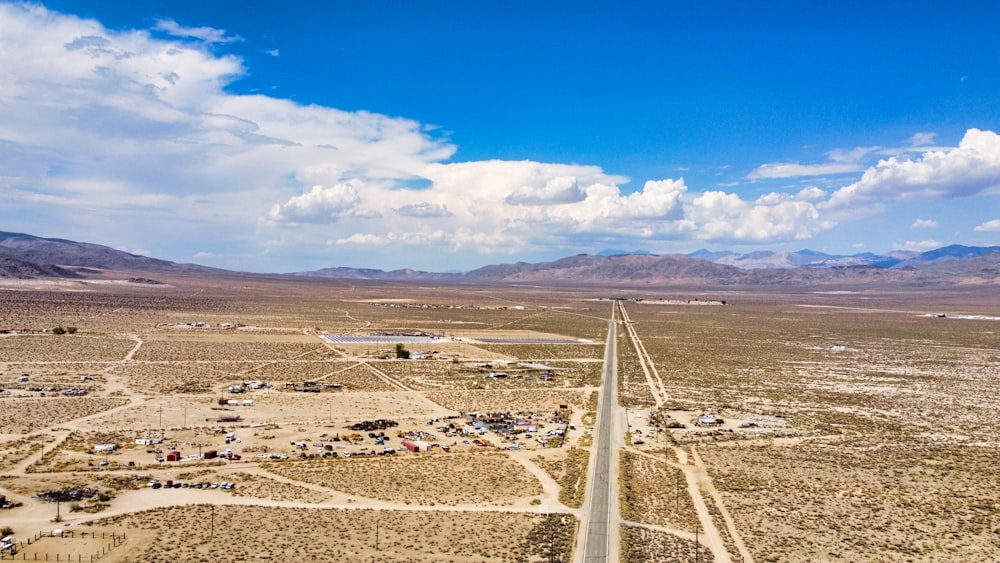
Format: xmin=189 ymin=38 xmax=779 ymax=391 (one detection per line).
xmin=619 ymin=451 xmax=699 ymax=532
xmin=304 ymin=362 xmax=402 ymax=392
xmin=109 ymin=361 xmax=257 ymax=394
xmin=701 ymin=439 xmax=1000 ymax=562
xmin=532 ymin=447 xmax=589 ymax=508
xmin=0 ymin=434 xmax=54 ymax=471
xmin=224 ymin=472 xmax=328 ymax=503
xmin=132 ymin=339 xmax=326 ymax=362
xmin=0 ymin=334 xmax=135 ymax=362
xmin=265 ymin=451 xmax=542 ymax=506
xmin=617 ymin=330 xmax=657 ymax=407
xmin=622 ymin=524 xmax=701 ymax=563
xmin=0 ymin=397 xmax=129 ymax=434
xmin=94 ymin=505 xmax=575 ymax=562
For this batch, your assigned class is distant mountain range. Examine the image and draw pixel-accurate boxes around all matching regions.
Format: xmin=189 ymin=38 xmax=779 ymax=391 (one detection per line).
xmin=685 ymin=245 xmax=1000 ymax=269
xmin=0 ymin=231 xmax=218 ymax=278
xmin=2 ymin=230 xmax=999 ymax=287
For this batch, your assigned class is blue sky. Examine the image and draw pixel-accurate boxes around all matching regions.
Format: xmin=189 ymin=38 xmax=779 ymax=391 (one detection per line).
xmin=2 ymin=1 xmax=1000 ymax=272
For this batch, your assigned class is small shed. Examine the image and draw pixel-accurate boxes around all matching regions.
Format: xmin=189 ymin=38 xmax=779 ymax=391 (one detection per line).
xmin=166 ymin=450 xmax=181 ymax=462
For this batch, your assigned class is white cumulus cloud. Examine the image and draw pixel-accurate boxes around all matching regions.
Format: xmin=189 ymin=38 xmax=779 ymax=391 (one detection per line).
xmin=974 ymin=219 xmax=1000 ymax=232
xmin=265 ymin=182 xmax=362 ymax=224
xmin=911 ymin=218 xmax=939 ymax=229
xmin=827 ymin=128 xmax=1000 ymax=207
xmin=684 ymin=189 xmax=831 ymax=242
xmin=894 ymin=240 xmax=943 ymax=251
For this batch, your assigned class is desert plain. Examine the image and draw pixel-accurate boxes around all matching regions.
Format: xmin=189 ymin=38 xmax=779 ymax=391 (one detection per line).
xmin=0 ymin=272 xmax=998 ymax=562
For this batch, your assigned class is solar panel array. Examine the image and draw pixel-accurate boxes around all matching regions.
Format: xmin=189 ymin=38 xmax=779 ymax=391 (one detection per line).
xmin=320 ymin=335 xmax=442 ymax=344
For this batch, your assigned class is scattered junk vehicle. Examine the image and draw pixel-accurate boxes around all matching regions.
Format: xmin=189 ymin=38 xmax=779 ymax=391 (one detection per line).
xmin=349 ymin=419 xmax=399 ymax=432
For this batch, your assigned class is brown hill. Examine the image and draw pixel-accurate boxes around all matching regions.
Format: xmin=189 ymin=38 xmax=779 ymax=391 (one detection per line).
xmin=0 ymin=231 xmax=224 ymax=279
xmin=0 ymin=251 xmax=81 ymax=279
xmin=0 ymin=231 xmax=176 ymax=271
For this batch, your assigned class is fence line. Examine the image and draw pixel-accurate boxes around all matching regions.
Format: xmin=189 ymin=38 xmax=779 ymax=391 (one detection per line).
xmin=0 ymin=532 xmax=126 ymax=561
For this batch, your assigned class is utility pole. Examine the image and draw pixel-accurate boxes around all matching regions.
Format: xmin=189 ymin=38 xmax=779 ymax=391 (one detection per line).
xmin=210 ymin=505 xmax=215 ymax=539
xmin=375 ymin=518 xmax=379 ymax=551
xmin=675 ymin=471 xmax=680 ymax=514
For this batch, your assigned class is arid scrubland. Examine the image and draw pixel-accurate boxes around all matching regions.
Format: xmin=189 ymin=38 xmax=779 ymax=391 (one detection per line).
xmin=2 ymin=276 xmax=998 ymax=562
xmin=0 ymin=397 xmax=129 ymax=434
xmin=619 ymin=289 xmax=1000 ymax=561
xmin=621 ymin=524 xmax=702 ymax=563
xmin=0 ymin=434 xmax=53 ymax=471
xmin=619 ymin=450 xmax=699 ymax=532
xmin=95 ymin=505 xmax=575 ymax=562
xmin=532 ymin=447 xmax=590 ymax=508
xmin=0 ymin=334 xmax=136 ymax=362
xmin=264 ymin=451 xmax=543 ymax=506
xmin=224 ymin=471 xmax=329 ymax=503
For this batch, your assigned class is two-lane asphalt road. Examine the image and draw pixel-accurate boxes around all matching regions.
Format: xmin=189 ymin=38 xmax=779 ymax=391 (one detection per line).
xmin=582 ymin=309 xmax=618 ymax=561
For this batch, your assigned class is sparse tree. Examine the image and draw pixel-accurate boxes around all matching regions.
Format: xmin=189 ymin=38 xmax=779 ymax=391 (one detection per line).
xmin=395 ymin=343 xmax=410 ymax=359
xmin=52 ymin=326 xmax=66 ymax=335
